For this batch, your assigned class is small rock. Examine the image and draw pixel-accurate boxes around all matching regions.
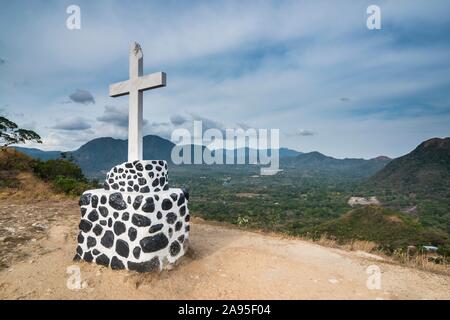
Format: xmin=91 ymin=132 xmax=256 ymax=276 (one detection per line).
xmin=328 ymin=278 xmax=339 ymax=284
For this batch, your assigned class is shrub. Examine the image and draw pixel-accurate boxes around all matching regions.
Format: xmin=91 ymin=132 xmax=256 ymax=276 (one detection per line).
xmin=33 ymin=159 xmax=85 ymax=182
xmin=51 ymin=175 xmax=91 ymax=196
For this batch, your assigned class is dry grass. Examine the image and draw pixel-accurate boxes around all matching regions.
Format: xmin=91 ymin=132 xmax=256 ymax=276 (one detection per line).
xmin=0 ymin=172 xmax=68 ymax=203
xmin=394 ymin=252 xmax=450 ymax=275
xmin=342 ymin=240 xmax=378 ymax=252
xmin=308 ymin=233 xmax=450 ymax=275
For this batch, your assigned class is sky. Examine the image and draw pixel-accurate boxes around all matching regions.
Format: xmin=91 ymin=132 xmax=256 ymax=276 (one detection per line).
xmin=0 ymin=0 xmax=449 ymax=159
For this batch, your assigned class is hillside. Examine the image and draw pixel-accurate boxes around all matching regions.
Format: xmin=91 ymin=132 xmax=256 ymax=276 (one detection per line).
xmin=0 ymin=148 xmax=96 ymax=199
xmin=13 ymin=147 xmax=61 ymax=161
xmin=312 ymin=205 xmax=450 ymax=255
xmin=282 ymin=151 xmax=391 ymax=178
xmin=369 ymin=137 xmax=450 ymax=195
xmin=0 ymin=149 xmax=64 ymax=202
xmin=70 ymin=135 xmax=175 ymax=177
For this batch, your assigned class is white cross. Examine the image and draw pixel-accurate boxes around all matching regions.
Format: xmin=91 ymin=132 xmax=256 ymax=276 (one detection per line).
xmin=109 ymin=42 xmax=166 ymax=161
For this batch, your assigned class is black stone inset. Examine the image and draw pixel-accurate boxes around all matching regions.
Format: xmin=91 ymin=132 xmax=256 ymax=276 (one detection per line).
xmin=96 ymin=254 xmax=110 ymax=267
xmin=91 ymin=195 xmax=98 ymax=208
xmin=76 ymin=245 xmax=83 ymax=255
xmin=113 ymin=221 xmax=126 ymax=235
xmin=185 ymin=214 xmax=190 ymax=222
xmin=93 ymin=224 xmax=103 ymax=236
xmin=133 ymin=247 xmax=141 ymax=259
xmin=166 ymin=212 xmax=177 ymax=224
xmin=140 ymin=233 xmax=169 ymax=253
xmin=149 ymin=223 xmax=163 ymax=233
xmin=175 ymin=221 xmax=182 ymax=232
xmin=79 ymin=219 xmax=92 ymax=233
xmin=133 ymin=195 xmax=143 ymax=210
xmin=84 ymin=251 xmax=93 ymax=262
xmin=122 ymin=212 xmax=129 ymax=221
xmin=109 ymin=192 xmax=127 ymax=210
xmin=111 ymin=256 xmax=125 ymax=270
xmin=79 ymin=193 xmax=91 ymax=206
xmin=180 ymin=205 xmax=186 ymax=216
xmin=182 ymin=187 xmax=190 ymax=200
xmin=178 ymin=235 xmax=185 ymax=243
xmin=98 ymin=206 xmax=108 ymax=217
xmin=127 ymin=257 xmax=160 ymax=273
xmin=87 ymin=209 xmax=99 ymax=222
xmin=142 ymin=197 xmax=155 ymax=213
xmin=93 ymin=249 xmax=100 ymax=256
xmin=77 ymin=232 xmax=84 ymax=244
xmin=100 ymin=230 xmax=114 ymax=248
xmin=100 ymin=195 xmax=107 ymax=204
xmin=177 ymin=193 xmax=185 ymax=206
xmin=80 ymin=207 xmax=87 ymax=217
xmin=162 ymin=199 xmax=172 ymax=211
xmin=132 ymin=213 xmax=151 ymax=227
xmin=87 ymin=236 xmax=97 ymax=249
xmin=140 ymin=186 xmax=150 ymax=193
xmin=128 ymin=227 xmax=137 ymax=241
xmin=169 ymin=241 xmax=181 ymax=257
xmin=115 ymin=239 xmax=130 ymax=258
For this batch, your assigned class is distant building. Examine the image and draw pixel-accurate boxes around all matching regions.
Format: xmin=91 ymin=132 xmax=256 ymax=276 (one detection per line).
xmin=347 ymin=196 xmax=380 ymax=207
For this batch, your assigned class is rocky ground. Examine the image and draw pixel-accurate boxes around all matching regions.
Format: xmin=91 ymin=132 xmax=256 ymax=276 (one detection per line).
xmin=0 ymin=200 xmax=449 ymax=300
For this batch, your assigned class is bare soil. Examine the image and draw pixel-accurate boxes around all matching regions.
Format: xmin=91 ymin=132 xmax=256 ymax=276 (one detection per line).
xmin=0 ymin=200 xmax=449 ymax=300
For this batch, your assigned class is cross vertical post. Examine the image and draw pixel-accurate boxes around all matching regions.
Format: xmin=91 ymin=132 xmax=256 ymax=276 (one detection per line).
xmin=109 ymin=42 xmax=167 ymax=162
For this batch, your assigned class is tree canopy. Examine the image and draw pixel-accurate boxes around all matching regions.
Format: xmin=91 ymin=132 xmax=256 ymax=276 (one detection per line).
xmin=0 ymin=116 xmax=42 ymax=149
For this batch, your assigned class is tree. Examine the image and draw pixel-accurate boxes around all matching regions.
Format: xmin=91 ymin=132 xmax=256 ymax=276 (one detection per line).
xmin=0 ymin=116 xmax=42 ymax=150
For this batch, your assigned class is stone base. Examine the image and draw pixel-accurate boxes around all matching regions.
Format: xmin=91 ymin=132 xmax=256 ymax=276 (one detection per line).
xmin=75 ymin=186 xmax=190 ymax=272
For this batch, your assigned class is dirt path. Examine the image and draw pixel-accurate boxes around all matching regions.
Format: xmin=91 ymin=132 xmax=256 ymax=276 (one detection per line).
xmin=0 ymin=201 xmax=449 ymax=299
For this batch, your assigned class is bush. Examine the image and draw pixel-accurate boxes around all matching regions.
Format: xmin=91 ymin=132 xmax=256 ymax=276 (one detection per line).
xmin=52 ymin=175 xmax=92 ymax=196
xmin=32 ymin=158 xmax=99 ymax=196
xmin=33 ymin=159 xmax=85 ymax=182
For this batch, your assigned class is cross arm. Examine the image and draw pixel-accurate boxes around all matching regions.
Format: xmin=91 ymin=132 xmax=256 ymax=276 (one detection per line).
xmin=137 ymin=72 xmax=166 ymax=92
xmin=109 ymin=80 xmax=130 ymax=97
xmin=109 ymin=72 xmax=166 ymax=97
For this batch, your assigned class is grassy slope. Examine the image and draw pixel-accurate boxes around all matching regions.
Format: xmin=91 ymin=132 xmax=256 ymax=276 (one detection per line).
xmin=312 ymin=205 xmax=450 ymax=254
xmin=0 ymin=148 xmax=95 ymax=200
xmin=0 ymin=149 xmax=61 ymax=201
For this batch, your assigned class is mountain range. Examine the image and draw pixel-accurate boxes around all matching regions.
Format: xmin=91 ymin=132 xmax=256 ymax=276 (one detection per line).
xmin=14 ymin=134 xmax=392 ymax=178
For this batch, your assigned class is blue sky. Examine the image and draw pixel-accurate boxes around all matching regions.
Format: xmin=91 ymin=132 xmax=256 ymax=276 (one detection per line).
xmin=0 ymin=0 xmax=449 ymax=158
